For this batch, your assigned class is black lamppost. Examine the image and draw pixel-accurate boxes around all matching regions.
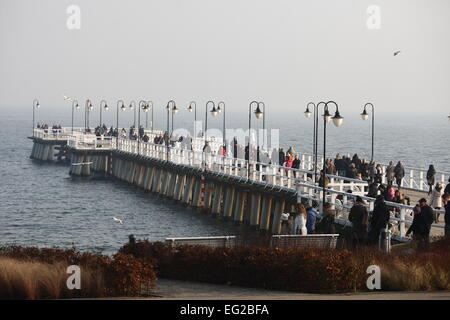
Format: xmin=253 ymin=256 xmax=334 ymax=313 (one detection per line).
xmin=32 ymin=99 xmax=40 ymax=135
xmin=319 ymin=101 xmax=344 ymax=212
xmin=187 ymin=101 xmax=197 ymax=137
xmin=145 ymin=101 xmax=154 ymax=131
xmin=165 ymin=100 xmax=176 ymax=161
xmin=259 ymin=102 xmax=266 ymax=150
xmin=85 ymin=99 xmax=93 ymax=132
xmin=214 ymin=101 xmax=226 ymax=149
xmin=71 ymin=100 xmax=79 ymax=134
xmin=116 ymin=100 xmax=125 ymax=143
xmin=304 ymin=102 xmax=319 ymax=181
xmin=360 ymin=102 xmax=375 ymax=161
xmin=248 ymin=101 xmax=264 ymax=178
xmin=205 ymin=101 xmax=215 ymax=144
xmin=171 ymin=103 xmax=179 ymax=137
xmin=99 ymin=100 xmax=108 ymax=127
xmin=129 ymin=100 xmax=136 ymax=129
xmin=138 ymin=100 xmax=147 ymax=154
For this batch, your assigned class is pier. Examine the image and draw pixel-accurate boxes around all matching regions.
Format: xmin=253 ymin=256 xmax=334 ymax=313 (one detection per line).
xmin=29 ymin=127 xmax=448 ymax=241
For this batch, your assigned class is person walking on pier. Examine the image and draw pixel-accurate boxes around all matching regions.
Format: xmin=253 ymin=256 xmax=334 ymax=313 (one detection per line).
xmin=430 ymin=182 xmax=444 ymax=222
xmin=348 ymin=196 xmax=369 ymax=248
xmin=385 ymin=161 xmax=395 ymax=186
xmin=426 ymin=165 xmax=436 ymax=195
xmin=306 ymin=202 xmax=319 ymax=234
xmin=368 ymin=195 xmax=390 ymax=245
xmin=292 ymin=155 xmax=300 ymax=169
xmin=394 ymin=161 xmax=405 ymax=189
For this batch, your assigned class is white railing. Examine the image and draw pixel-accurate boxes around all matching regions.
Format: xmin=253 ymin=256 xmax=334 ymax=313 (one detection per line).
xmin=113 ymin=138 xmax=368 ymax=196
xmin=305 ymin=153 xmax=449 ymax=193
xmin=67 ymin=134 xmax=112 ymax=150
xmin=32 ymin=127 xmax=85 ymax=140
xmin=294 ymin=182 xmax=445 ymax=241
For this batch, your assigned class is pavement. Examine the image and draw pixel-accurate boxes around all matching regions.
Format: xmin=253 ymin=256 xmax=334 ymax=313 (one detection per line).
xmin=138 ymin=279 xmax=450 ymax=300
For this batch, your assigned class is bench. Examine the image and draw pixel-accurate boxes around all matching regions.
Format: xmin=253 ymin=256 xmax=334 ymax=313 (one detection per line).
xmin=165 ymin=236 xmax=236 ymax=248
xmin=270 ymin=234 xmax=339 ymax=249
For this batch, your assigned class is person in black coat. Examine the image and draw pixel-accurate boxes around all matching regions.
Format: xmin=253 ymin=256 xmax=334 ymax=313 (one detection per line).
xmin=394 ymin=161 xmax=405 ymax=189
xmin=412 ymin=198 xmax=435 ymax=250
xmin=279 ymin=148 xmax=285 ymax=167
xmin=426 ymin=164 xmax=436 ymax=195
xmin=368 ymin=196 xmax=390 ymax=245
xmin=444 ymin=178 xmax=450 ymax=195
xmin=349 ymin=196 xmax=369 ymax=247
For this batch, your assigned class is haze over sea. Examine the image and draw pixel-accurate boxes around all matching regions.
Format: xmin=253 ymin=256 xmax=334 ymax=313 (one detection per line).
xmin=0 ymin=106 xmax=448 ymax=253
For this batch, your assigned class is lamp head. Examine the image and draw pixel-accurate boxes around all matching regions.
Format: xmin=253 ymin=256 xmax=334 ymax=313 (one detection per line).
xmin=188 ymin=105 xmax=193 ymax=112
xmin=171 ymin=105 xmax=179 ymax=114
xmin=332 ymin=110 xmax=344 ymax=127
xmin=254 ymin=106 xmax=263 ymax=119
xmin=360 ymin=109 xmax=369 ymax=121
xmin=323 ymin=109 xmax=332 ymax=122
xmin=304 ymin=107 xmax=311 ymax=118
xmin=211 ymin=106 xmax=218 ymax=116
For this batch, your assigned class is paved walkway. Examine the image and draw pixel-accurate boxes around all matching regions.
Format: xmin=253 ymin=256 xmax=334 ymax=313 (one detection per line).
xmin=143 ymin=279 xmax=450 ymax=300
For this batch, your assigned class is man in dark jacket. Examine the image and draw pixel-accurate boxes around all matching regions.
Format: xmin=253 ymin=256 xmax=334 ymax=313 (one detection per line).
xmin=417 ymin=198 xmax=434 ymax=249
xmin=349 ymin=196 xmax=369 ymax=248
xmin=368 ymin=196 xmax=390 ymax=245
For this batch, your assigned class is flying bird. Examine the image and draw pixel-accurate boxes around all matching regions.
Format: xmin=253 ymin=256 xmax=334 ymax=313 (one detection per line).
xmin=112 ymin=217 xmax=123 ymax=224
xmin=394 ymin=51 xmax=401 ymax=56
xmin=63 ymin=95 xmax=72 ymax=101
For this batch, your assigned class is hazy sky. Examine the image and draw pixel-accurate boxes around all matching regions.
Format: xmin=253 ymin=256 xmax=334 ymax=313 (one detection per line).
xmin=1 ymin=0 xmax=449 ymax=118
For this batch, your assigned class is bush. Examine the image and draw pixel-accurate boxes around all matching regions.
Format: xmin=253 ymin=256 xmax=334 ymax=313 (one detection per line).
xmin=119 ymin=238 xmax=450 ymax=293
xmin=0 ymin=246 xmax=157 ymax=299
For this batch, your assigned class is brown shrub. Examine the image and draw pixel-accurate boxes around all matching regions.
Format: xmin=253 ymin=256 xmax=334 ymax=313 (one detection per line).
xmin=0 ymin=246 xmax=157 ymax=299
xmin=120 ymin=238 xmax=450 ymax=293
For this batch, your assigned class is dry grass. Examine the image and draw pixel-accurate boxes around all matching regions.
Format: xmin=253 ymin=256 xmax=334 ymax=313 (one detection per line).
xmin=0 ymin=257 xmax=104 ymax=299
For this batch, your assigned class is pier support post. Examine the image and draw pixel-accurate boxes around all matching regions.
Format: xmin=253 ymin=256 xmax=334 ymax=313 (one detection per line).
xmin=271 ymin=199 xmax=285 ymax=235
xmin=211 ymin=185 xmax=223 ymax=215
xmin=259 ymin=196 xmax=273 ymax=231
xmin=250 ymin=193 xmax=262 ymax=226
xmin=223 ymin=187 xmax=236 ymax=218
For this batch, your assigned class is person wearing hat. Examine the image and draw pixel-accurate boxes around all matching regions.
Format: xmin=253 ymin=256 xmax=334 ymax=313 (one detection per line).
xmin=418 ymin=198 xmax=435 ymax=249
xmin=348 ymin=196 xmax=369 ymax=248
xmin=430 ymin=182 xmax=444 ymax=222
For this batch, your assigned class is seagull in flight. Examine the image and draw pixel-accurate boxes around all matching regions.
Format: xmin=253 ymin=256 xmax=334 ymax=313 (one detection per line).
xmin=63 ymin=95 xmax=73 ymax=101
xmin=112 ymin=217 xmax=123 ymax=225
xmin=394 ymin=51 xmax=401 ymax=56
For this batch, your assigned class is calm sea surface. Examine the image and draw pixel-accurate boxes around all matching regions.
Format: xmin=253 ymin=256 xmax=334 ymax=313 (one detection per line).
xmin=0 ymin=107 xmax=448 ymax=253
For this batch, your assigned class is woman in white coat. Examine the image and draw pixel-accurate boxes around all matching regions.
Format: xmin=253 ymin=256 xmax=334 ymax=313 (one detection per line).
xmin=294 ymin=203 xmax=308 ymax=235
xmin=430 ymin=182 xmax=444 ymax=222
